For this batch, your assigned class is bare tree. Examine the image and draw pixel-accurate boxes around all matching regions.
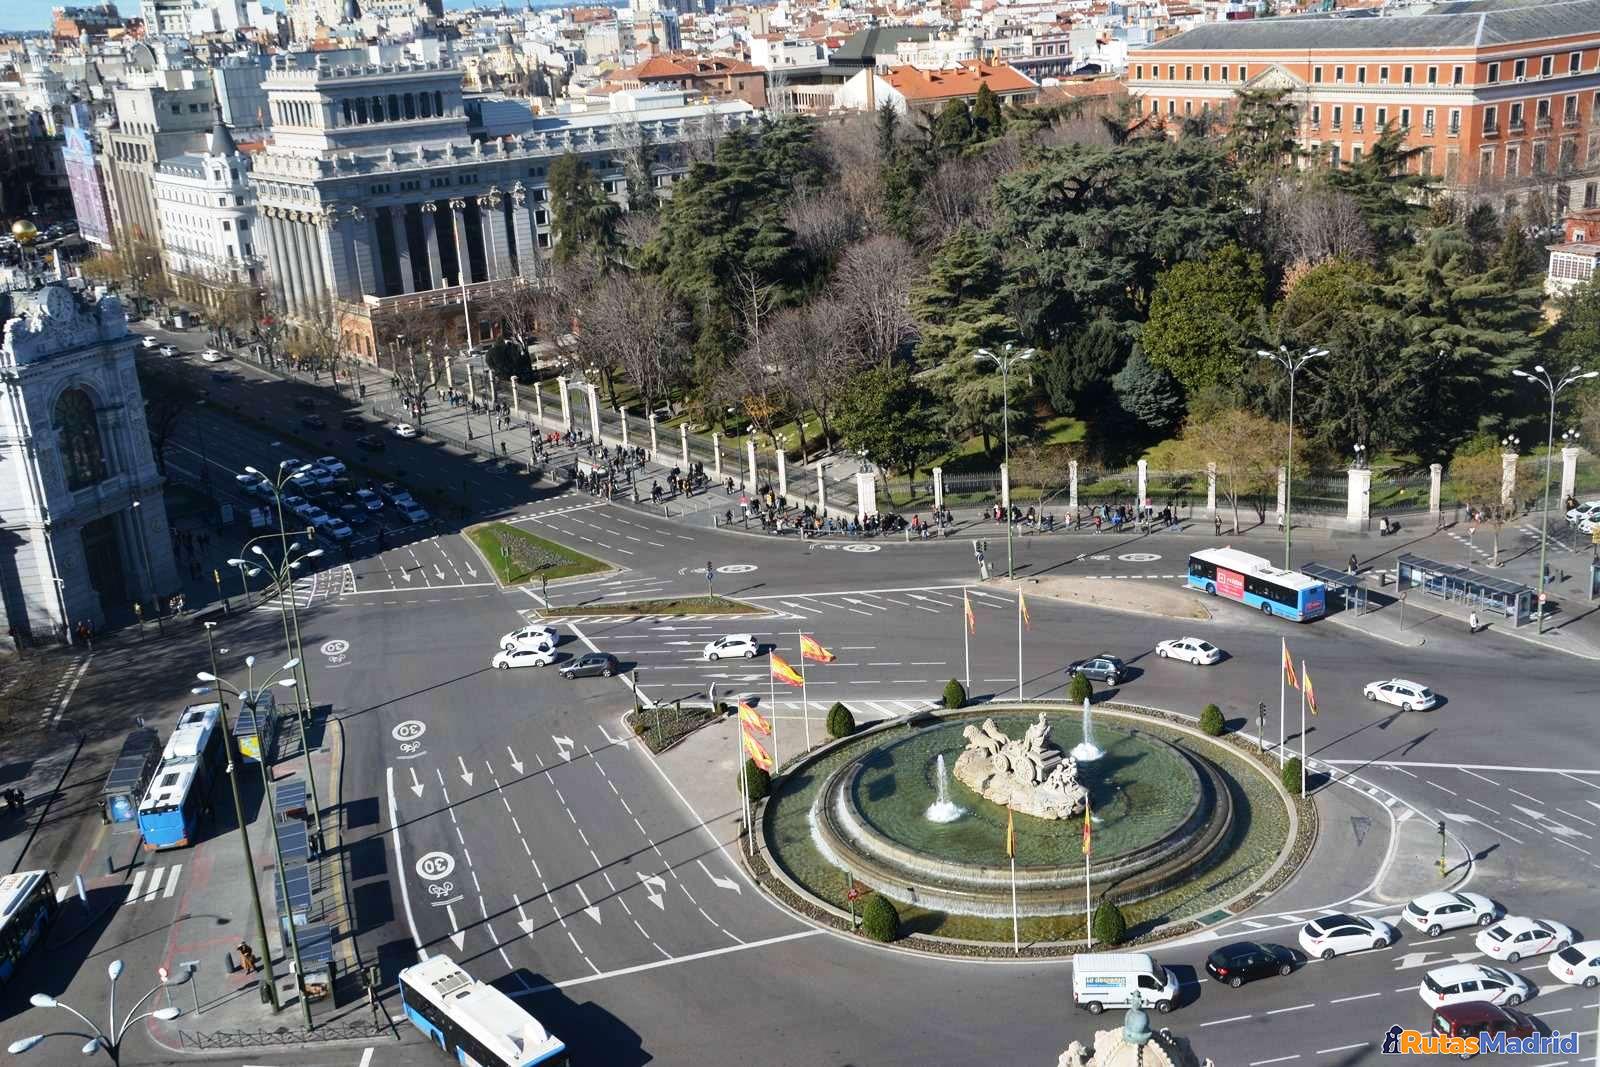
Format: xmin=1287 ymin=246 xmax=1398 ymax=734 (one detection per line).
xmin=1265 ymin=180 xmax=1378 ymax=272
xmin=579 ymin=272 xmax=687 ymax=416
xmin=721 ymin=270 xmax=787 ymax=447
xmin=830 ymin=235 xmax=919 ymax=367
xmin=786 ymin=188 xmax=865 ymax=268
xmin=813 ymin=111 xmax=886 ymax=225
xmin=770 ymin=297 xmax=862 ymax=459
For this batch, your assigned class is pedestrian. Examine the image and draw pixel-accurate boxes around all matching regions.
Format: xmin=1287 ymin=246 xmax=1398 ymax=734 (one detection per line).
xmin=1468 ymin=610 xmax=1481 ymax=634
xmin=1347 ymin=553 xmax=1358 ymax=574
xmin=1214 ymin=515 xmax=1222 ymax=537
xmin=237 ymin=941 xmax=259 ymax=974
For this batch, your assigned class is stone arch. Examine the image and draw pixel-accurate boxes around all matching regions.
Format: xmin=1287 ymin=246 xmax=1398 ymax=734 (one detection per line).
xmin=53 ymin=386 xmax=109 ymax=490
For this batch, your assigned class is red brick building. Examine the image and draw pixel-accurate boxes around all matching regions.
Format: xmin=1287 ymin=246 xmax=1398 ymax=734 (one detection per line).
xmin=608 ymin=54 xmax=768 ymax=110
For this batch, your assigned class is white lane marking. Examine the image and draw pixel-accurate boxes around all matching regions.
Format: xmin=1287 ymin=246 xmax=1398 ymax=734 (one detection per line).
xmin=1200 ymin=1014 xmax=1251 ymax=1027
xmin=359 ymin=1048 xmax=375 ymax=1067
xmin=51 ymin=654 xmax=93 ymax=725
xmin=143 ymin=867 xmax=164 ymax=903
xmin=385 ymin=767 xmax=425 ymax=959
xmin=1265 ymin=1003 xmax=1313 ymax=1015
xmin=127 ymin=869 xmax=145 ymax=902
xmin=162 ymin=863 xmax=182 ymax=898
xmin=1315 ymin=1043 xmax=1368 ymax=1055
xmin=1322 ymin=759 xmax=1600 ymax=776
xmin=515 ymin=930 xmax=821 ymax=994
xmin=1330 ymin=992 xmax=1382 ymax=1004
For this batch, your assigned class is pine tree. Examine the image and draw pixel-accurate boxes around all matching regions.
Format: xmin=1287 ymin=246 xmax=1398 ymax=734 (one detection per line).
xmin=972 ymin=82 xmax=1005 ymax=139
xmin=1041 ymin=317 xmax=1128 ymax=415
xmin=1112 ymin=345 xmax=1185 ymax=432
xmin=548 ymin=152 xmax=621 ymax=265
xmin=909 ymin=224 xmax=1011 ymax=363
xmin=1324 ymin=126 xmax=1433 ymax=257
xmin=933 ymin=98 xmax=974 ymax=153
xmin=1223 ymin=88 xmax=1302 ymax=185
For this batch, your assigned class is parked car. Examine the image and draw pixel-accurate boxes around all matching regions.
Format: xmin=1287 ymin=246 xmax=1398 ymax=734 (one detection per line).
xmin=1363 ymin=678 xmax=1439 ymax=712
xmin=1204 ymin=942 xmax=1295 ymax=988
xmin=316 ymin=456 xmax=347 ymax=476
xmin=1417 ymin=962 xmax=1533 ymax=1009
xmin=703 ymin=634 xmax=760 ymax=661
xmin=140 ymin=335 xmax=159 ymax=349
xmin=1431 ymin=1001 xmax=1547 ymax=1054
xmin=301 ymin=414 xmax=327 ymax=430
xmin=1154 ymin=637 xmax=1222 ymax=665
xmin=493 ymin=647 xmax=556 ymax=670
xmin=234 ymin=473 xmax=263 ymax=493
xmin=1547 ymin=939 xmax=1600 ymax=988
xmin=354 ymin=488 xmax=383 ymax=511
xmin=200 ymin=349 xmax=226 ymax=362
xmin=1066 ymin=654 xmax=1126 ymax=685
xmin=398 ymin=504 xmax=430 ymax=524
xmin=1403 ymin=891 xmax=1500 ymax=937
xmin=392 ymin=422 xmax=417 ymax=438
xmin=1296 ymin=913 xmax=1396 ymax=960
xmin=158 ymin=343 xmax=178 ymax=357
xmin=294 ymin=396 xmax=318 ymax=410
xmin=377 ymin=482 xmax=411 ymax=505
xmin=1476 ymin=916 xmax=1576 ymax=962
xmin=1565 ymin=500 xmax=1600 ymax=523
xmin=341 ymin=415 xmax=365 ymax=431
xmin=559 ymin=652 xmax=618 ymax=679
xmin=278 ymin=457 xmax=305 ymax=473
xmin=501 ymin=624 xmax=558 ymax=651
xmin=322 ymin=520 xmax=354 ymax=541
xmin=355 ymin=433 xmax=385 ymax=451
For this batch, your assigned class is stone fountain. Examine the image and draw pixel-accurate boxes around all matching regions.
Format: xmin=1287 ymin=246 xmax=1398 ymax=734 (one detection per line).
xmin=953 ymin=712 xmax=1087 ymax=820
xmin=1072 ymin=696 xmax=1104 ymax=763
xmin=924 ymin=753 xmax=965 ymax=823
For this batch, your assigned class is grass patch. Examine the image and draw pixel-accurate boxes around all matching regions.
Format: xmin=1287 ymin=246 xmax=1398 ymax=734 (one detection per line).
xmin=545 ymin=596 xmax=761 ymax=617
xmin=625 ymin=702 xmax=723 ymax=753
xmin=467 ymin=522 xmax=610 ymax=584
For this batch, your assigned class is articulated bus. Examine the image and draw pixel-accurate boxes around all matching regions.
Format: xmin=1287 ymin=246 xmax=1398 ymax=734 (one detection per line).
xmin=137 ymin=703 xmax=226 ymax=850
xmin=399 ymin=955 xmax=569 ymax=1067
xmin=0 ymin=870 xmax=58 ymax=989
xmin=1186 ymin=547 xmax=1327 ymax=622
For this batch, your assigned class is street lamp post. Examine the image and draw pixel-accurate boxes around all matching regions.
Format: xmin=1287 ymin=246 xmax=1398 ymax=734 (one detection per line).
xmin=973 ymin=344 xmax=1036 ymax=581
xmin=1511 ymin=364 xmax=1598 ymax=633
xmin=9 ymin=960 xmax=181 ymax=1063
xmin=201 ymin=622 xmax=280 ymax=1011
xmin=228 ymin=558 xmax=262 ymax=609
xmin=1256 ymin=344 xmax=1329 ymax=570
xmin=129 ymin=499 xmax=163 ymax=634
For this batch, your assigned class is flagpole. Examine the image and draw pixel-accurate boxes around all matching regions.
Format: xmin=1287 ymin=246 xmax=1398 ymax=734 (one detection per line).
xmin=736 ymin=711 xmax=752 ymax=857
xmin=770 ymin=668 xmax=779 ymax=769
xmin=798 ymin=633 xmax=812 ymax=752
xmin=963 ymin=586 xmax=971 ymax=695
xmin=1084 ymin=853 xmax=1092 ymax=949
xmin=1011 ymin=854 xmax=1020 ymax=955
xmin=1016 ymin=592 xmax=1023 ymax=701
xmin=1300 ymin=659 xmax=1308 ymax=799
xmin=1278 ymin=640 xmax=1286 ymax=767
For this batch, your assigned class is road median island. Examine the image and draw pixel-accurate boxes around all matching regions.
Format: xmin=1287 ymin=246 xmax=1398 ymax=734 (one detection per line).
xmin=996 ymin=575 xmax=1212 ymax=621
xmin=540 ymin=595 xmax=763 ymax=617
xmin=464 ymin=520 xmax=613 ymax=585
xmin=625 ymin=701 xmax=725 ymax=754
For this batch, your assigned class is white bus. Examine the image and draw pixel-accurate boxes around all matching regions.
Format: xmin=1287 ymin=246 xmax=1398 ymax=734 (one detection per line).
xmin=1185 ymin=546 xmax=1327 ymax=622
xmin=398 ymin=955 xmax=568 ymax=1067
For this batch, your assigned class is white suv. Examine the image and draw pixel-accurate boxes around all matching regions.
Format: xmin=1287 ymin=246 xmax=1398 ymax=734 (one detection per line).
xmin=1418 ymin=963 xmax=1532 ymax=1009
xmin=1402 ymin=891 xmax=1499 ymax=937
xmin=703 ymin=634 xmax=759 ymax=661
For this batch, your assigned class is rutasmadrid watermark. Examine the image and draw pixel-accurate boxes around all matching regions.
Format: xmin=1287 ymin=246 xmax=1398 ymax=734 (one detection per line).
xmin=1383 ymin=1025 xmax=1581 ymax=1056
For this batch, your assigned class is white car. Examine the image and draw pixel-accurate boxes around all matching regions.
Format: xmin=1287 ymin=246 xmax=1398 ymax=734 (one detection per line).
xmin=393 ymin=423 xmax=417 ymax=439
xmin=354 ymin=489 xmax=382 ymax=511
xmin=501 ymin=624 xmax=558 ymax=651
xmin=1566 ymin=500 xmax=1600 ymax=523
xmin=1418 ymin=963 xmax=1533 ymax=1009
xmin=289 ymin=470 xmax=319 ymax=489
xmin=492 ymin=647 xmax=556 ymax=670
xmin=704 ymin=634 xmax=760 ymax=661
xmin=234 ymin=473 xmax=263 ymax=492
xmin=1547 ymin=940 xmax=1600 ymax=988
xmin=1476 ymin=916 xmax=1576 ymax=962
xmin=1582 ymin=516 xmax=1600 ymax=535
xmin=140 ymin=335 xmax=159 ymax=349
xmin=1296 ymin=912 xmax=1397 ymax=960
xmin=1403 ymin=891 xmax=1499 ymax=937
xmin=1154 ymin=637 xmax=1222 ymax=665
xmin=200 ymin=349 xmax=226 ymax=363
xmin=1362 ymin=678 xmax=1438 ymax=712
xmin=317 ymin=456 xmax=347 ymax=476
xmin=158 ymin=343 xmax=179 ymax=357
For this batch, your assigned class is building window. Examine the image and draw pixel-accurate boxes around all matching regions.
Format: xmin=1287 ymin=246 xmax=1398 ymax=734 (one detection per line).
xmin=1449 ymin=108 xmax=1461 ymax=134
xmin=1445 ymin=147 xmax=1460 ymax=181
xmin=1357 ymin=66 xmax=1366 ymax=84
xmin=1484 ymin=106 xmax=1497 ymax=133
xmin=1587 ymin=182 xmax=1597 ymax=208
xmin=1376 ymin=106 xmax=1387 ymax=127
xmin=1184 ymin=100 xmax=1192 ymax=116
xmin=1563 ymin=137 xmax=1578 ymax=169
xmin=54 ymin=388 xmax=108 ymax=490
xmin=222 ymin=220 xmax=231 ymax=231
xmin=1589 ymin=133 xmax=1600 ymax=162
xmin=1515 ymin=58 xmax=1527 ymax=79
xmin=1487 ymin=62 xmax=1500 ymax=83
xmin=1402 ymin=107 xmax=1412 ymax=128
xmin=1572 ymin=52 xmax=1583 ymax=74
xmin=1542 ymin=55 xmax=1554 ymax=78
xmin=1220 ymin=65 xmax=1228 ymax=82
xmin=1538 ymin=98 xmax=1552 ymax=126
xmin=1310 ymin=105 xmax=1321 ymax=128
xmin=1568 ymin=95 xmax=1581 ymax=123
xmin=1507 ymin=144 xmax=1520 ymax=175
xmin=1335 ymin=66 xmax=1344 ymax=83
xmin=1332 ymin=105 xmax=1342 ymax=130
xmin=1480 ymin=146 xmax=1495 ymax=178
xmin=1423 ymin=108 xmax=1434 ymax=132
xmin=1202 ymin=66 xmax=1210 ymax=82
xmin=1238 ymin=65 xmax=1246 ymax=81
xmin=1379 ymin=65 xmax=1390 ymax=84
xmin=1352 ymin=146 xmax=1363 ymax=165
xmin=1427 ymin=66 xmax=1437 ymax=85
xmin=1452 ymin=66 xmax=1463 ymax=85
xmin=1313 ymin=66 xmax=1323 ymax=83
xmin=404 ymin=93 xmax=416 ymax=119
xmin=1511 ymin=102 xmax=1525 ymax=128
xmin=1166 ymin=65 xmax=1175 ymax=80
xmin=1533 ymin=142 xmax=1548 ymax=174
xmin=1168 ymin=100 xmax=1175 ymax=116
xmin=1136 ymin=65 xmax=1143 ymax=80
xmin=239 ymin=220 xmax=249 ymax=231
xmin=1355 ymin=106 xmax=1365 ymax=131
xmin=1330 ymin=145 xmax=1341 ymax=167
xmin=1403 ymin=65 xmax=1413 ymax=84
xmin=434 ymin=91 xmax=444 ymax=115
xmin=1150 ymin=98 xmax=1159 ymax=115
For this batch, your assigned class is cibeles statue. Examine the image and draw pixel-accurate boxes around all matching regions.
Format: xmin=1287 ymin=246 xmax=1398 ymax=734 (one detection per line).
xmin=1057 ymin=996 xmax=1216 ymax=1067
xmin=954 ymin=713 xmax=1088 ymax=820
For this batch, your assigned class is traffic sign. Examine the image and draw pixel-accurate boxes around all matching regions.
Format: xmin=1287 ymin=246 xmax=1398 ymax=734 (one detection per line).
xmin=846 ymin=886 xmax=862 ymax=902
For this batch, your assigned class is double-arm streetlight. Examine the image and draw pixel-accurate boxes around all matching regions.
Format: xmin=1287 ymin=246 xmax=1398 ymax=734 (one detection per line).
xmin=1511 ymin=363 xmax=1598 ymax=632
xmin=195 ymin=656 xmax=311 ymax=1029
xmin=9 ymin=960 xmax=181 ymax=1063
xmin=1257 ymin=344 xmax=1329 ymax=570
xmin=973 ymin=344 xmax=1036 ymax=580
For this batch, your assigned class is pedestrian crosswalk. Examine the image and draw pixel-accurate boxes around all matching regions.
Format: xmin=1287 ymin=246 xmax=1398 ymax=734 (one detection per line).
xmin=508 ymin=500 xmax=606 ymax=524
xmin=537 ymin=611 xmax=781 ymax=624
xmin=124 ymin=863 xmax=183 ymax=906
xmin=722 ymin=697 xmax=938 ymax=722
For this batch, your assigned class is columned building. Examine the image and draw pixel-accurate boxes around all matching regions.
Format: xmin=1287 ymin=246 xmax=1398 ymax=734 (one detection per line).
xmin=248 ymin=55 xmax=758 ymax=361
xmin=104 ymin=63 xmax=217 ymax=251
xmin=0 ymin=284 xmax=179 ymax=641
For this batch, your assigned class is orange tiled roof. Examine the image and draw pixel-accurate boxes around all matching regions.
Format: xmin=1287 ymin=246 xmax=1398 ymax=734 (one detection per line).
xmin=881 ymin=59 xmax=1036 ymax=101
xmin=618 ymin=52 xmax=764 ymax=80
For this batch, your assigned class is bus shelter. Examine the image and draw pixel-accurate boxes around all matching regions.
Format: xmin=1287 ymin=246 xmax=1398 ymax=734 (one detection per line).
xmin=1395 ymin=553 xmax=1534 ymax=626
xmin=1301 ymin=564 xmax=1368 ymax=616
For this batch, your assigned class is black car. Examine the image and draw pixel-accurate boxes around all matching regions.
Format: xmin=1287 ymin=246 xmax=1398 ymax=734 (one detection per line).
xmin=341 ymin=415 xmax=365 ymax=431
xmin=294 ymin=396 xmax=318 ymax=411
xmin=1205 ymin=942 xmax=1295 ymax=988
xmin=355 ymin=433 xmax=385 ymax=451
xmin=301 ymin=414 xmax=326 ymax=430
xmin=1066 ymin=654 xmax=1126 ymax=685
xmin=559 ymin=652 xmax=618 ymax=679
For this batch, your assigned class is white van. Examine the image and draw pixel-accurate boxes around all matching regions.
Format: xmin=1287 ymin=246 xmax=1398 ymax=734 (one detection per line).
xmin=1072 ymin=952 xmax=1180 ymax=1015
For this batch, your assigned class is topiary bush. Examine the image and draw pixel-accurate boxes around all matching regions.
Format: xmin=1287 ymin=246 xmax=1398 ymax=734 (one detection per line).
xmin=1092 ymin=900 xmax=1128 ymax=946
xmin=1068 ymin=672 xmax=1094 ymax=703
xmin=1199 ymin=703 xmax=1225 ymax=736
xmin=1281 ymin=756 xmax=1303 ymax=796
xmin=861 ymin=893 xmax=900 ymax=942
xmin=741 ymin=758 xmax=771 ymax=802
xmin=943 ymin=678 xmax=967 ymax=709
xmin=826 ymin=702 xmax=856 ymax=739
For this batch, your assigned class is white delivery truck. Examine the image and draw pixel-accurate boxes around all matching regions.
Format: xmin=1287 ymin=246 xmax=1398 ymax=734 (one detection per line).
xmin=1071 ymin=952 xmax=1180 ymax=1015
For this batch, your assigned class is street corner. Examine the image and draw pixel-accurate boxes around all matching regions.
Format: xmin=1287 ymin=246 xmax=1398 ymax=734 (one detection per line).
xmin=996 ymin=574 xmax=1214 ymax=622
xmin=1372 ymin=809 xmax=1475 ymax=905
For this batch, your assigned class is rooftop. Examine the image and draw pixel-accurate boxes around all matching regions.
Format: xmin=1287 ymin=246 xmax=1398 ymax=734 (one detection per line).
xmin=881 ymin=60 xmax=1038 ymax=101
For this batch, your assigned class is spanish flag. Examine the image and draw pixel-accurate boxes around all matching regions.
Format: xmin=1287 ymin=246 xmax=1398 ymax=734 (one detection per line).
xmin=800 ymin=635 xmax=835 ymax=663
xmin=1282 ymin=638 xmax=1299 ymax=691
xmin=1082 ymin=799 xmax=1093 ymax=857
xmin=1019 ymin=592 xmax=1031 ymax=631
xmin=1006 ymin=808 xmax=1016 ymax=859
xmin=742 ymin=731 xmax=773 ymax=771
xmin=770 ymin=652 xmax=804 ymax=688
xmin=738 ymin=699 xmax=771 ymax=736
xmin=964 ymin=589 xmax=976 ymax=634
xmin=1304 ymin=665 xmax=1318 ymax=716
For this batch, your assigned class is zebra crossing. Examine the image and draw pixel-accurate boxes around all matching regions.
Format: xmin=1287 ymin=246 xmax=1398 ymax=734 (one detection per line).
xmin=124 ymin=863 xmax=183 ymax=906
xmin=757 ymin=585 xmax=1012 ymax=619
xmin=507 ymin=499 xmax=606 ymax=524
xmin=752 ymin=697 xmax=939 ymax=722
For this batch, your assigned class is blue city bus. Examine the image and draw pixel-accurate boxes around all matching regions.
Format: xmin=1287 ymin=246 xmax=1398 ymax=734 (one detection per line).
xmin=0 ymin=870 xmax=58 ymax=989
xmin=137 ymin=703 xmax=226 ymax=850
xmin=1186 ymin=547 xmax=1327 ymax=622
xmin=399 ymin=955 xmax=569 ymax=1067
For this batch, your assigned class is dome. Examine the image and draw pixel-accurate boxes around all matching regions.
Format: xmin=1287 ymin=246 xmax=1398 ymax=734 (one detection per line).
xmin=11 ymin=219 xmax=38 ymax=244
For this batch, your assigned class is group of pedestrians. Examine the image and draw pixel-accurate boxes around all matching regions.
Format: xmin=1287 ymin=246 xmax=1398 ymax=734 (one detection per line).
xmin=172 ymin=525 xmax=212 ymax=581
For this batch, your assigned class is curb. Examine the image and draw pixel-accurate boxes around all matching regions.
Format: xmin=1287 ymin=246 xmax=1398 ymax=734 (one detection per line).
xmin=1326 ymin=609 xmax=1427 ymax=649
xmin=7 ymin=731 xmax=86 ymax=876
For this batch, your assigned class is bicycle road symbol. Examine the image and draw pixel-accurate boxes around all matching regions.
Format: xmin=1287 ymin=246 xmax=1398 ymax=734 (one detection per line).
xmin=427 ymin=881 xmax=455 ymax=898
xmin=392 ymin=720 xmax=426 ymax=743
xmin=321 ymin=639 xmax=350 ymax=656
xmin=415 ymin=851 xmax=455 ymax=881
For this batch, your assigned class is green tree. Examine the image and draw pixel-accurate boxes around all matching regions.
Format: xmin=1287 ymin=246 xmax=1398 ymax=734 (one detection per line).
xmin=1178 ymin=408 xmax=1288 ymax=533
xmin=1281 ymin=756 xmax=1303 ymax=796
xmin=972 ymin=82 xmax=1005 ymax=139
xmin=1323 ymin=126 xmax=1432 ymax=258
xmin=861 ymin=894 xmax=900 ymax=942
xmin=1494 ymin=214 xmax=1544 ymax=284
xmin=1448 ymin=436 xmax=1514 ymax=564
xmin=548 ymin=152 xmax=621 ymax=265
xmin=1142 ymin=243 xmax=1266 ymax=394
xmin=875 ymin=101 xmax=900 ymax=160
xmin=943 ymin=678 xmax=967 ymax=709
xmin=1092 ymin=900 xmax=1128 ymax=946
xmin=740 ymin=758 xmax=771 ymax=801
xmin=933 ymin=98 xmax=974 ymax=152
xmin=1556 ymin=275 xmax=1600 ymax=371
xmin=1067 ymin=672 xmax=1093 ymax=703
xmin=484 ymin=338 xmax=532 ymax=382
xmin=826 ymin=702 xmax=856 ymax=739
xmin=1199 ymin=704 xmax=1225 ymax=736
xmin=1223 ymin=87 xmax=1302 ymax=186
xmin=1112 ymin=345 xmax=1185 ymax=433
xmin=910 ymin=224 xmax=1011 ymax=364
xmin=833 ymin=364 xmax=943 ymax=491
xmin=1041 ymin=317 xmax=1127 ymax=415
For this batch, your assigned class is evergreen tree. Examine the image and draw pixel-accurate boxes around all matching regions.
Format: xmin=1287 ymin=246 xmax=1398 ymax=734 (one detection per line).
xmin=1223 ymin=87 xmax=1302 ymax=185
xmin=971 ymin=82 xmax=1005 ymax=139
xmin=875 ymin=100 xmax=900 ymax=160
xmin=833 ymin=364 xmax=944 ymax=491
xmin=909 ymin=224 xmax=1011 ymax=364
xmin=1112 ymin=345 xmax=1185 ymax=432
xmin=1142 ymin=243 xmax=1266 ymax=394
xmin=1323 ymin=126 xmax=1432 ymax=257
xmin=1041 ymin=317 xmax=1128 ymax=415
xmin=933 ymin=98 xmax=974 ymax=152
xmin=548 ymin=152 xmax=621 ymax=265
xmin=1494 ymin=214 xmax=1544 ymax=284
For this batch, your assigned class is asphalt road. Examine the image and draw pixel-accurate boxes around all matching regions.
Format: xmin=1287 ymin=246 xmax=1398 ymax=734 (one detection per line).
xmin=5 ymin=334 xmax=1598 ymax=1067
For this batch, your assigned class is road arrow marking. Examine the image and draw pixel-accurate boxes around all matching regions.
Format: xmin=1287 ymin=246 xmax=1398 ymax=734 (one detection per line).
xmin=637 ymin=872 xmax=666 ymax=910
xmin=446 ymin=903 xmax=465 ymax=950
xmin=1393 ymin=950 xmax=1484 ymax=971
xmin=465 ymin=561 xmax=478 ymax=578
xmin=553 ymin=735 xmax=574 ymax=761
xmin=408 ymin=767 xmax=425 ymax=798
xmin=457 ymin=756 xmax=475 ymax=787
xmin=598 ymin=723 xmax=629 ymax=749
xmin=1443 ymin=811 xmax=1524 ymax=844
xmin=507 ymin=747 xmax=525 ymax=775
xmin=398 ymin=568 xmax=414 ymax=583
xmin=575 ymin=884 xmax=602 ymax=924
xmin=1512 ymin=804 xmax=1588 ymax=840
xmin=514 ymin=892 xmax=534 ymax=936
xmin=697 ymin=859 xmax=741 ymax=894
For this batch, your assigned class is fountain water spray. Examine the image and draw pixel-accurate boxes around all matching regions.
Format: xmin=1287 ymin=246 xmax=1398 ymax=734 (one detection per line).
xmin=924 ymin=753 xmax=965 ymax=823
xmin=1071 ymin=696 xmax=1104 ymax=763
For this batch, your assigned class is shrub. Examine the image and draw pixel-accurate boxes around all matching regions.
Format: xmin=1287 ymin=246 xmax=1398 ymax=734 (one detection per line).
xmin=943 ymin=678 xmax=967 ymax=709
xmin=1281 ymin=756 xmax=1303 ymax=795
xmin=1199 ymin=704 xmax=1225 ymax=736
xmin=1092 ymin=900 xmax=1128 ymax=946
xmin=861 ymin=893 xmax=900 ymax=942
xmin=741 ymin=758 xmax=771 ymax=802
xmin=826 ymin=702 xmax=856 ymax=739
xmin=1068 ymin=672 xmax=1094 ymax=703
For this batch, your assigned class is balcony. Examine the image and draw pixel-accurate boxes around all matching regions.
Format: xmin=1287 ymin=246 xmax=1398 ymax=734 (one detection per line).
xmin=1566 ymin=114 xmax=1581 ymax=128
xmin=1537 ymin=117 xmax=1553 ymax=131
xmin=1509 ymin=121 xmax=1525 ymax=134
xmin=1422 ymin=124 xmax=1435 ymax=136
xmin=1353 ymin=123 xmax=1365 ymax=133
xmin=1483 ymin=124 xmax=1501 ymax=137
xmin=1449 ymin=125 xmax=1461 ymax=137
